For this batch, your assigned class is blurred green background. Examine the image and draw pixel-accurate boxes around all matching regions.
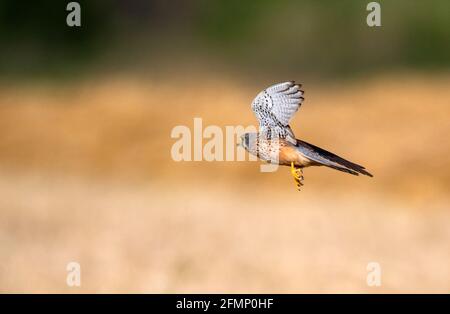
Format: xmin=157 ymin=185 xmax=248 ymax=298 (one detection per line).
xmin=0 ymin=0 xmax=449 ymax=79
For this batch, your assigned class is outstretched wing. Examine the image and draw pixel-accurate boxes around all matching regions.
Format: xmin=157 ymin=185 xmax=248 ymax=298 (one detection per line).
xmin=251 ymin=81 xmax=304 ymax=144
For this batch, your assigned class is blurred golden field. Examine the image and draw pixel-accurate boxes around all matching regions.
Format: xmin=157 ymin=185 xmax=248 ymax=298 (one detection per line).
xmin=0 ymin=72 xmax=449 ymax=293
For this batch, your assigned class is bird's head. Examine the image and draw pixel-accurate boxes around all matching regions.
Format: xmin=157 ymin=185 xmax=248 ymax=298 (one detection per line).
xmin=238 ymin=133 xmax=258 ymax=152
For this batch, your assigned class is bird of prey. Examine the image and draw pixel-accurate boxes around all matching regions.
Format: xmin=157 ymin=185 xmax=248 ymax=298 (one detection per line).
xmin=240 ymin=81 xmax=372 ymax=190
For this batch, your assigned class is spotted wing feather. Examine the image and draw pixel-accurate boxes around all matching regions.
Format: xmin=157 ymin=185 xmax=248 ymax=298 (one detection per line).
xmin=251 ymin=81 xmax=304 ymax=144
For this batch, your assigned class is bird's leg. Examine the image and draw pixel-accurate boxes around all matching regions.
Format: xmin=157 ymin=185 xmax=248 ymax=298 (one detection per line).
xmin=290 ymin=162 xmax=304 ymax=191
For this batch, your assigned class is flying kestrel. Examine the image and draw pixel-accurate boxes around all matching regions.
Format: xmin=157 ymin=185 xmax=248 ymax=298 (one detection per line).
xmin=240 ymin=81 xmax=373 ymax=190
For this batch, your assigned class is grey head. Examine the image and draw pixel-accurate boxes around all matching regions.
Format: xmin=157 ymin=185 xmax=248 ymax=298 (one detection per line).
xmin=239 ymin=132 xmax=259 ymax=154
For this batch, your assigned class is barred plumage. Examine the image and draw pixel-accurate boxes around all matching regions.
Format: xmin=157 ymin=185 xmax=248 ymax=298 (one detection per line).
xmin=241 ymin=81 xmax=372 ymax=191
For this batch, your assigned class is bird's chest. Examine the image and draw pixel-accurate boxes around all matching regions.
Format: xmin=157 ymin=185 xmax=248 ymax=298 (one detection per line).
xmin=248 ymin=140 xmax=279 ymax=162
xmin=251 ymin=140 xmax=293 ymax=164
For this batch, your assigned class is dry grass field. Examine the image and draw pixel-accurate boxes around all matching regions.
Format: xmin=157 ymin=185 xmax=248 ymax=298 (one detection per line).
xmin=0 ymin=73 xmax=449 ymax=292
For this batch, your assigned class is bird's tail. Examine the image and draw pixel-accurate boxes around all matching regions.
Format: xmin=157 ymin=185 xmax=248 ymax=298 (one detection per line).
xmin=296 ymin=140 xmax=373 ymax=177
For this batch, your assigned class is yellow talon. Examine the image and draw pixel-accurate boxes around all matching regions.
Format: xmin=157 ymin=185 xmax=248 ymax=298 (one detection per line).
xmin=290 ymin=161 xmax=297 ymax=177
xmin=290 ymin=162 xmax=304 ymax=191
